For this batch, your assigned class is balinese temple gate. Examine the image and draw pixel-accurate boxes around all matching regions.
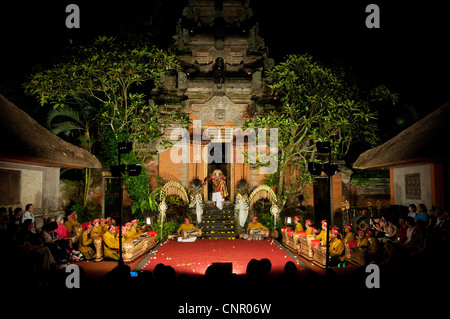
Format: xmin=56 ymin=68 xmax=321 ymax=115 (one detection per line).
xmin=143 ymin=0 xmax=280 ymax=238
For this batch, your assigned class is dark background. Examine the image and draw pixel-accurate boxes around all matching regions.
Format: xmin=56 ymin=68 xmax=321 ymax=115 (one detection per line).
xmin=0 ymin=0 xmax=448 ymax=139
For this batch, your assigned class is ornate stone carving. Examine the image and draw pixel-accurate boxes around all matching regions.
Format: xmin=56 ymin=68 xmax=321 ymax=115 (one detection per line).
xmin=191 ymin=95 xmax=247 ymax=126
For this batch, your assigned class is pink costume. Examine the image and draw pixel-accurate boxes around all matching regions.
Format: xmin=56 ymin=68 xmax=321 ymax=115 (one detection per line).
xmin=57 ymin=223 xmax=71 ymax=239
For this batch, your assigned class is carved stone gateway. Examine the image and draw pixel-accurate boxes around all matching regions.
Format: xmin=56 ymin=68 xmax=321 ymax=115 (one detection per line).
xmin=191 ymin=95 xmax=247 ymax=126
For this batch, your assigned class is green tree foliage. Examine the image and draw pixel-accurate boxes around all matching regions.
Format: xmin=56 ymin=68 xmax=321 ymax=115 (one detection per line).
xmin=24 ymin=36 xmax=184 ymax=147
xmin=24 ymin=36 xmax=188 ymax=214
xmin=244 ymin=54 xmax=397 ymax=209
xmin=47 ymin=100 xmax=96 ymax=208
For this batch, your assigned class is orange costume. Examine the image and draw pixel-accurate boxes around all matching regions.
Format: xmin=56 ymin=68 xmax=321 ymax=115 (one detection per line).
xmin=210 ymin=169 xmax=228 ymax=199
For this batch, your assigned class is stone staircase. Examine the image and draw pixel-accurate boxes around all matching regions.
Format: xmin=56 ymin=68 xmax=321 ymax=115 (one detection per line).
xmin=200 ymin=203 xmax=237 ymax=239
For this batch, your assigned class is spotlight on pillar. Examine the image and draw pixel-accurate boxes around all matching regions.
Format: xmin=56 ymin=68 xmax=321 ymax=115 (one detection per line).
xmin=308 ymin=141 xmax=339 ymax=274
xmin=316 ymin=141 xmax=331 ymax=154
xmin=308 ymin=162 xmax=323 ymax=176
xmin=127 ymin=164 xmax=142 ymax=176
xmin=323 ymin=162 xmax=338 ymax=176
xmin=112 ymin=140 xmax=141 ymax=266
xmin=118 ymin=141 xmax=133 ymax=154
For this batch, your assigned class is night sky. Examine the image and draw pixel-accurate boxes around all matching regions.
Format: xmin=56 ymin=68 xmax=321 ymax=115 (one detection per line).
xmin=1 ymin=0 xmax=448 ymax=128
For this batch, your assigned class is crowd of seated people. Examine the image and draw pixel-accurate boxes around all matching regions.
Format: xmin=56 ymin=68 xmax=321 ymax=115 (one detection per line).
xmin=97 ymin=202 xmax=450 ymax=291
xmin=0 ymin=204 xmax=156 ymax=287
xmin=2 ymin=202 xmax=449 ymax=290
xmin=281 ymin=203 xmax=450 ymax=273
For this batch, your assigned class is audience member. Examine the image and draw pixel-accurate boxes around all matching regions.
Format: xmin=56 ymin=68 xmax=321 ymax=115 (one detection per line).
xmin=416 ymin=204 xmax=429 ymax=224
xmin=8 ymin=207 xmax=22 ymax=237
xmin=404 ymin=217 xmax=416 ymax=245
xmin=395 ymin=217 xmax=408 ymax=244
xmin=427 ymin=206 xmax=438 ymax=230
xmin=2 ymin=201 xmax=449 ymax=291
xmin=15 ymin=219 xmax=58 ymax=272
xmin=366 ymin=228 xmax=382 ymax=263
xmin=21 ymin=203 xmax=35 ymax=225
xmin=0 ymin=207 xmax=10 ymax=231
xmin=55 ymin=216 xmax=71 ymax=240
xmin=383 ymin=219 xmax=399 ymax=242
xmin=408 ymin=204 xmax=417 ymax=219
xmin=373 ymin=217 xmax=386 ymax=238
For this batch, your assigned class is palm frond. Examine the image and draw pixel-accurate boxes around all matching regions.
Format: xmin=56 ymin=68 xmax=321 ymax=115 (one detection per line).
xmin=50 ymin=121 xmax=83 ymax=135
xmin=47 ymin=106 xmax=82 ymax=128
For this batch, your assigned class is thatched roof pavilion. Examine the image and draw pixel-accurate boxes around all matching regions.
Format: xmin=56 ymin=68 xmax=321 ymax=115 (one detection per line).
xmin=0 ymin=93 xmax=102 ymax=169
xmin=354 ymin=102 xmax=449 ymax=170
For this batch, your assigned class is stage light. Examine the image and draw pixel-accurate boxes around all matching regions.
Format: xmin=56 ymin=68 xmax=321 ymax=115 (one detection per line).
xmin=316 ymin=141 xmax=331 ymax=154
xmin=127 ymin=164 xmax=142 ymax=176
xmin=308 ymin=161 xmax=323 ymax=176
xmin=114 ymin=140 xmax=142 ymax=266
xmin=308 ymin=141 xmax=338 ymax=273
xmin=118 ymin=141 xmax=133 ymax=154
xmin=323 ymin=162 xmax=338 ymax=176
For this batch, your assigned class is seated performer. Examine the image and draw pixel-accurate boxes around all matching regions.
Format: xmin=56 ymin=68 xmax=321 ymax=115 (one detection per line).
xmin=241 ymin=216 xmax=269 ymax=241
xmin=315 ymin=220 xmax=331 ymax=246
xmin=177 ymin=218 xmax=199 ymax=242
xmin=136 ymin=224 xmax=147 ymax=237
xmin=311 ymin=227 xmax=320 ymax=236
xmin=357 ymin=229 xmax=369 ymax=248
xmin=343 ymin=224 xmax=355 ymax=243
xmin=366 ymin=228 xmax=381 ymax=262
xmin=103 ymin=225 xmax=121 ymax=261
xmin=123 ymin=222 xmax=135 ymax=242
xmin=71 ymin=211 xmax=81 ymax=228
xmin=329 ymin=228 xmax=346 ymax=267
xmin=305 ymin=219 xmax=313 ymax=235
xmin=91 ymin=219 xmax=103 ymax=238
xmin=100 ymin=218 xmax=108 ymax=234
xmin=64 ymin=214 xmax=74 ymax=235
xmin=294 ymin=216 xmax=304 ymax=232
xmin=78 ymin=224 xmax=95 ymax=261
xmin=128 ymin=219 xmax=140 ymax=240
xmin=55 ymin=216 xmax=75 ymax=248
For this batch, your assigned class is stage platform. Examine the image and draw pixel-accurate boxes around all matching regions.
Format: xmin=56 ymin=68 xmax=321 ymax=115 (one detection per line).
xmin=136 ymin=238 xmax=314 ymax=278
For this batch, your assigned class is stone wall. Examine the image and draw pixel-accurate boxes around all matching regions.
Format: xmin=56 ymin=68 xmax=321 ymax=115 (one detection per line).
xmin=0 ymin=161 xmax=62 ymax=228
xmin=392 ymin=164 xmax=432 ymax=209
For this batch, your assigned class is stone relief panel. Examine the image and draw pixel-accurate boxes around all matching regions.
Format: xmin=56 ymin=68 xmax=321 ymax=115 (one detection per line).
xmin=405 ymin=173 xmax=421 ymax=200
xmin=191 ymin=95 xmax=247 ymax=126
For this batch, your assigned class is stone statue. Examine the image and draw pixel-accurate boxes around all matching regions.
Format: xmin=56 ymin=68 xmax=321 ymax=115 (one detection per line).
xmin=189 ymin=178 xmax=204 ymax=223
xmin=234 ymin=178 xmax=249 ymax=229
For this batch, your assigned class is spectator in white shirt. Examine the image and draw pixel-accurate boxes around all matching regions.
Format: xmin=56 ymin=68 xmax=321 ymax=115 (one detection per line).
xmin=21 ymin=203 xmax=35 ymax=225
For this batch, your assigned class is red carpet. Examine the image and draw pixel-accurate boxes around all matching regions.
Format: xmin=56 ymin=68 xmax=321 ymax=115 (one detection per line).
xmin=140 ymin=238 xmax=307 ymax=277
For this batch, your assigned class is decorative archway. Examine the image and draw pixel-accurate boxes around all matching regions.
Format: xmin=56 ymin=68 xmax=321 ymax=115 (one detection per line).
xmin=159 ymin=181 xmax=189 ymax=203
xmin=248 ymin=185 xmax=280 ymax=227
xmin=158 ymin=181 xmax=189 ymax=239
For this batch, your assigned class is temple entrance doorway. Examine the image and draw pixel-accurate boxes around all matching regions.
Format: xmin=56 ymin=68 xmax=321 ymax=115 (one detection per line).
xmin=206 ymin=142 xmax=232 ymax=202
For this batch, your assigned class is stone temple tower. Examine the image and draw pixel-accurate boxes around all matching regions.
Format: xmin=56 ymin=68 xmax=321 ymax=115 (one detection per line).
xmin=155 ymin=0 xmax=275 ymax=204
